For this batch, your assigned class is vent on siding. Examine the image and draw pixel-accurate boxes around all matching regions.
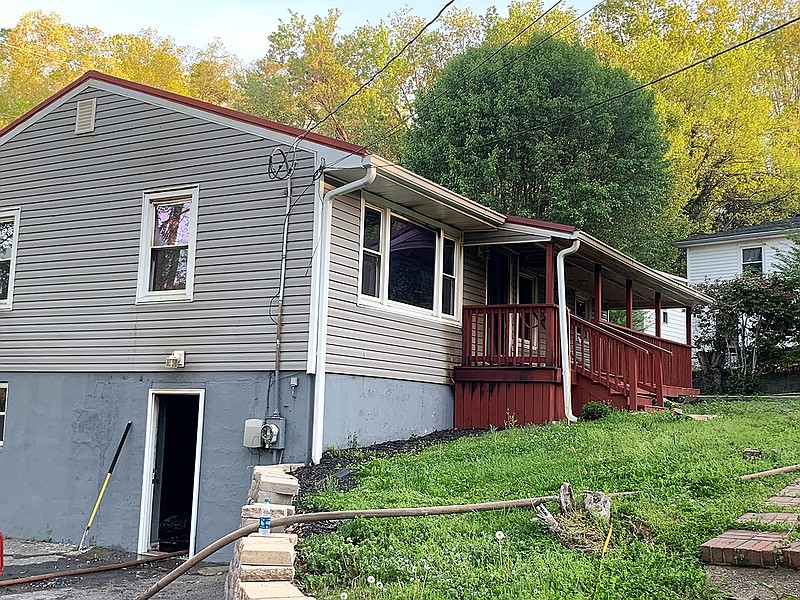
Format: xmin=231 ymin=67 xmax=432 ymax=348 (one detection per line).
xmin=75 ymin=98 xmax=97 ymax=134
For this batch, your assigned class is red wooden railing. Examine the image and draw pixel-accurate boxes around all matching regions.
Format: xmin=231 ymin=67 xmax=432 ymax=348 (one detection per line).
xmin=461 ymin=304 xmax=558 ymax=367
xmin=595 ymin=322 xmax=666 ymax=401
xmin=601 ymin=322 xmax=693 ymax=390
xmin=570 ymin=316 xmax=644 ymax=408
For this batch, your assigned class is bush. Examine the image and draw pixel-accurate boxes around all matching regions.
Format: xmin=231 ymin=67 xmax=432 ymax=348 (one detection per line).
xmin=581 ymin=401 xmax=611 ymax=421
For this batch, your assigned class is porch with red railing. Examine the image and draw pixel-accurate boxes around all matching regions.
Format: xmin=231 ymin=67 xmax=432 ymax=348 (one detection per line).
xmin=455 ymin=304 xmax=697 ymax=429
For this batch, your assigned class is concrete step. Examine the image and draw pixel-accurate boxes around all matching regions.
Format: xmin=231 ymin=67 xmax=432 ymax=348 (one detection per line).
xmin=236 ymin=581 xmax=312 ymax=599
xmin=736 ymin=512 xmax=800 ymax=525
xmin=700 ymin=529 xmax=787 ymax=567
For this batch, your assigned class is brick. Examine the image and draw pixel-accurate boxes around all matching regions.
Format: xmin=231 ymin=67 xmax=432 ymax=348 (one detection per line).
xmin=257 ymin=478 xmax=300 ymax=496
xmin=700 ymin=530 xmax=786 ymax=566
xmin=237 ymin=581 xmax=308 ymax=599
xmin=737 ymin=512 xmax=800 ymax=525
xmin=777 ymin=483 xmax=800 ymax=497
xmin=239 ymin=537 xmax=296 ymax=566
xmin=257 ymin=490 xmax=296 ymax=506
xmin=239 ymin=565 xmax=295 ymax=582
xmin=782 ymin=541 xmax=800 ymax=568
xmin=245 ymin=532 xmax=298 ymax=544
xmin=767 ymin=496 xmax=800 ymax=508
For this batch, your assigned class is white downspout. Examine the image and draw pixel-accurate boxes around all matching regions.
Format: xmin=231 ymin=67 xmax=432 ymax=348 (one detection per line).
xmin=311 ymin=163 xmax=377 ymax=464
xmin=557 ymin=239 xmax=581 ymax=423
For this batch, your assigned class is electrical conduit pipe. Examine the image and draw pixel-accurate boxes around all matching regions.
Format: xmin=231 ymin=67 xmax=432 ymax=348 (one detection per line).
xmin=311 ymin=163 xmax=377 ymax=463
xmin=557 ymin=239 xmax=581 ymax=423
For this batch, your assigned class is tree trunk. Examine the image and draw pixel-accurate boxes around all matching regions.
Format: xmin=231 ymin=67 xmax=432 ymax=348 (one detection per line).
xmin=697 ymin=350 xmax=724 ymax=394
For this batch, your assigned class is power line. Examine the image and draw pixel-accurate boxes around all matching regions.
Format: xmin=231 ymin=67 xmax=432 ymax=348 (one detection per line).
xmin=323 ymin=0 xmax=604 ymax=170
xmin=291 ymin=0 xmax=457 ymax=149
xmin=476 ymin=15 xmax=800 ymax=150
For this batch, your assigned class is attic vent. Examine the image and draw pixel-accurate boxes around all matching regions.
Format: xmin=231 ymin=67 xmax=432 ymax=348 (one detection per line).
xmin=75 ymin=98 xmax=97 ymax=134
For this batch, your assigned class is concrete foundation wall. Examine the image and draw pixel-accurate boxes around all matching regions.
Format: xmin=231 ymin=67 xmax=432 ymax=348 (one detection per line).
xmin=0 ymin=371 xmax=313 ymax=560
xmin=322 ymin=374 xmax=453 ymax=449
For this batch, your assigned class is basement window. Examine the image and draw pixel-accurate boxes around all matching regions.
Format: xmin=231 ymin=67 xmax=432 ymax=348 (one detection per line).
xmin=0 ymin=383 xmax=7 ymax=446
xmin=136 ymin=187 xmax=199 ymax=303
xmin=359 ymin=202 xmax=461 ymax=320
xmin=0 ymin=208 xmax=20 ymax=310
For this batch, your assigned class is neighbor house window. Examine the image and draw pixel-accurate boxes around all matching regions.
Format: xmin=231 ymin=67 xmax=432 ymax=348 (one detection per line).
xmin=359 ymin=203 xmax=460 ymax=319
xmin=742 ymin=247 xmax=763 ymax=273
xmin=0 ymin=383 xmax=7 ymax=446
xmin=0 ymin=209 xmax=20 ymax=310
xmin=137 ymin=187 xmax=199 ymax=303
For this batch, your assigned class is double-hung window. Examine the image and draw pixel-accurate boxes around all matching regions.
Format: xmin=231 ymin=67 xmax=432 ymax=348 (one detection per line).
xmin=137 ymin=187 xmax=199 ymax=303
xmin=0 ymin=383 xmax=7 ymax=446
xmin=0 ymin=208 xmax=20 ymax=310
xmin=741 ymin=247 xmax=763 ymax=273
xmin=360 ymin=203 xmax=460 ymax=320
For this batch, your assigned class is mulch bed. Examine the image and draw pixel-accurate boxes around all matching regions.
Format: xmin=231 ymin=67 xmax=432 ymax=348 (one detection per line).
xmin=291 ymin=428 xmax=485 ymax=537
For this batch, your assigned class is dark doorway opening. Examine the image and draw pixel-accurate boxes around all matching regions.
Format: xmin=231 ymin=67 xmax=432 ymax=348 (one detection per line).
xmin=150 ymin=393 xmax=199 ymax=552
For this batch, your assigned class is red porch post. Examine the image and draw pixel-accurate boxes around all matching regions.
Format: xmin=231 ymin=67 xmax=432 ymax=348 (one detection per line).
xmin=593 ymin=264 xmax=602 ymax=323
xmin=654 ymin=292 xmax=662 ymax=338
xmin=545 ymin=242 xmax=556 ymax=366
xmin=625 ymin=279 xmax=634 ymax=329
xmin=685 ymin=306 xmax=692 ymax=347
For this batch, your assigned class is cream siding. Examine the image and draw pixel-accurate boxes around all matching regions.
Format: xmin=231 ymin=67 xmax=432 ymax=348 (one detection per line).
xmin=0 ymin=88 xmax=316 ymax=372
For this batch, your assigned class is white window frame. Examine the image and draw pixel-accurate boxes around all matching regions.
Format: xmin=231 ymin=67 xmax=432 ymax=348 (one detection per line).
xmin=741 ymin=246 xmax=763 ymax=274
xmin=0 ymin=208 xmax=21 ymax=311
xmin=357 ymin=199 xmax=463 ymax=323
xmin=136 ymin=186 xmax=200 ymax=303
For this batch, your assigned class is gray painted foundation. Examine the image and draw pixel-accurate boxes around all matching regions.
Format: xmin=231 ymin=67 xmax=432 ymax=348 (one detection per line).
xmin=0 ymin=371 xmax=313 ymax=560
xmin=322 ymin=373 xmax=454 ymax=449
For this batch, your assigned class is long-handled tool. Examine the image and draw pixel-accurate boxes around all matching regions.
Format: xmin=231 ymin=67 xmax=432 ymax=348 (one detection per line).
xmin=79 ymin=420 xmax=133 ymax=551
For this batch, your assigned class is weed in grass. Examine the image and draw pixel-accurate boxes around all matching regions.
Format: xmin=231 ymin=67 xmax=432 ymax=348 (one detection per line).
xmin=299 ymin=400 xmax=800 ymax=599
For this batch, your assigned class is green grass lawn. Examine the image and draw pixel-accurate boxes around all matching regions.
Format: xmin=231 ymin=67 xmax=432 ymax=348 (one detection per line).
xmin=298 ymin=400 xmax=800 ymax=599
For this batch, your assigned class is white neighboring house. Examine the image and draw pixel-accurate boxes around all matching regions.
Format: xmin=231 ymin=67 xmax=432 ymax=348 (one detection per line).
xmin=650 ymin=216 xmax=800 ymax=344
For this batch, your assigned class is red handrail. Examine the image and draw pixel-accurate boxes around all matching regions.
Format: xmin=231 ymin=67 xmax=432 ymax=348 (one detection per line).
xmin=601 ymin=321 xmax=692 ymax=389
xmin=461 ymin=304 xmax=558 ymax=368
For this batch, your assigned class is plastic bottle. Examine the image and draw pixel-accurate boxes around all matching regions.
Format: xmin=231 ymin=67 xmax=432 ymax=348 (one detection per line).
xmin=258 ymin=498 xmax=271 ymax=535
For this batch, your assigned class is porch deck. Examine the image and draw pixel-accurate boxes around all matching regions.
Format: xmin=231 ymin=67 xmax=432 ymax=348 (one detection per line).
xmin=454 ymin=304 xmax=698 ymax=429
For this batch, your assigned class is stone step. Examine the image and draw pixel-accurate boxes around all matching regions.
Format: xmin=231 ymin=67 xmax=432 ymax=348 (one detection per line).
xmin=700 ymin=529 xmax=787 ymax=567
xmin=239 ymin=565 xmax=295 ymax=582
xmin=777 ymin=483 xmax=800 ymax=497
xmin=736 ymin=512 xmax=800 ymax=525
xmin=257 ymin=490 xmax=296 ymax=506
xmin=239 ymin=537 xmax=296 ymax=567
xmin=236 ymin=581 xmax=312 ymax=599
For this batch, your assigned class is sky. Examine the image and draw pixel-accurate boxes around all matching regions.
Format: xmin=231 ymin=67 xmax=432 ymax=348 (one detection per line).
xmin=4 ymin=0 xmax=595 ymax=63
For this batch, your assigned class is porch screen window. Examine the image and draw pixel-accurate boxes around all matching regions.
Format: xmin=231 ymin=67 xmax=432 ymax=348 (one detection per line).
xmin=0 ymin=209 xmax=20 ymax=309
xmin=0 ymin=383 xmax=7 ymax=445
xmin=137 ymin=187 xmax=199 ymax=303
xmin=742 ymin=247 xmax=763 ymax=273
xmin=360 ymin=203 xmax=460 ymax=319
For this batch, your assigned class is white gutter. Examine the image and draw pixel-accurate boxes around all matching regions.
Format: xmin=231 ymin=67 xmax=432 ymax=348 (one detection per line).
xmin=557 ymin=239 xmax=581 ymax=423
xmin=310 ymin=163 xmax=377 ymax=464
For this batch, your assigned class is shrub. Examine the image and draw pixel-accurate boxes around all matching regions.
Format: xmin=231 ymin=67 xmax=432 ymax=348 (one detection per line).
xmin=580 ymin=401 xmax=611 ymax=421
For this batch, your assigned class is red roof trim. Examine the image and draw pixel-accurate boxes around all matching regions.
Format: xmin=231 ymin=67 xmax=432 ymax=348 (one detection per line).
xmin=0 ymin=70 xmax=369 ymax=156
xmin=504 ymin=215 xmax=576 ymax=234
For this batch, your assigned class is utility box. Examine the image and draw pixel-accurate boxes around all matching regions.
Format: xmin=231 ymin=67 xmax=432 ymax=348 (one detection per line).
xmin=263 ymin=416 xmax=286 ymax=450
xmin=243 ymin=419 xmax=263 ymax=448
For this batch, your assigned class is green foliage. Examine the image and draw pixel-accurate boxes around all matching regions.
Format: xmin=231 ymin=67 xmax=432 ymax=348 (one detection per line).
xmin=402 ymin=33 xmax=676 ymax=268
xmin=694 ymin=272 xmax=800 ymax=389
xmin=299 ymin=400 xmax=800 ymax=599
xmin=580 ymin=401 xmax=611 ymax=421
xmin=775 ymin=230 xmax=800 ymax=289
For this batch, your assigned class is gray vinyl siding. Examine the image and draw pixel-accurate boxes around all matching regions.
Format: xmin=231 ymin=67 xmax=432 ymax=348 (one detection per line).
xmin=326 ymin=193 xmax=486 ymax=385
xmin=0 ymin=88 xmax=316 ymax=372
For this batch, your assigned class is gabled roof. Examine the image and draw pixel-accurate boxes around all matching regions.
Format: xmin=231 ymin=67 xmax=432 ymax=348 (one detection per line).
xmin=0 ymin=70 xmax=369 ymax=156
xmin=675 ymin=216 xmax=800 ymax=247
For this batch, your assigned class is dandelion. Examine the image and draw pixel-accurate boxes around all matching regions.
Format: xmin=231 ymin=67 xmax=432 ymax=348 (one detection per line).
xmin=376 ymin=581 xmax=384 ymax=589
xmin=367 ymin=575 xmax=375 ymax=584
xmin=495 ymin=530 xmax=505 ymax=541
xmin=340 ymin=593 xmax=348 ymax=600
